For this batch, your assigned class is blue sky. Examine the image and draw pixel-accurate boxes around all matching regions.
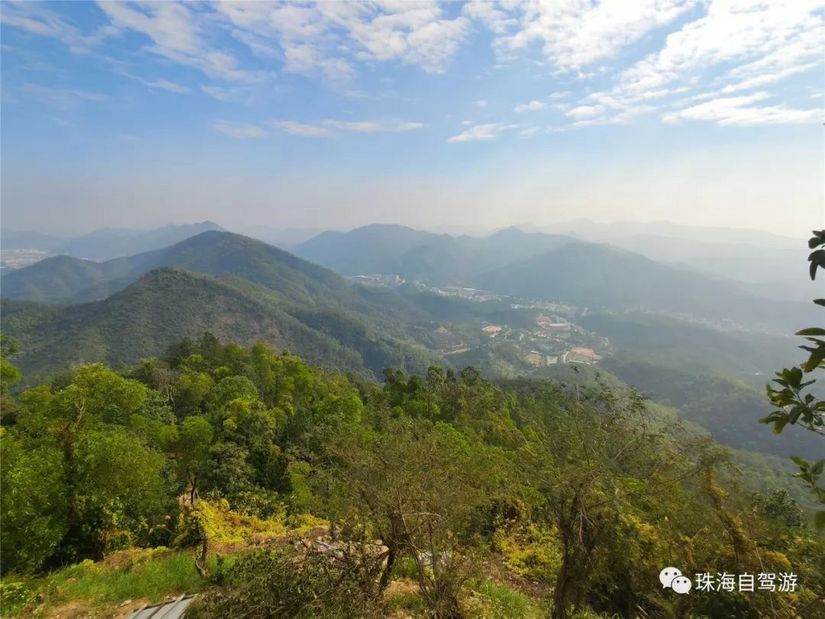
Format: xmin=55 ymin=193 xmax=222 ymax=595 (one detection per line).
xmin=1 ymin=0 xmax=822 ymax=236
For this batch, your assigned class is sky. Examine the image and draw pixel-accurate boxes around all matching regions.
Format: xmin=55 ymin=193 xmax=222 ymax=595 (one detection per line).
xmin=1 ymin=0 xmax=823 ymax=237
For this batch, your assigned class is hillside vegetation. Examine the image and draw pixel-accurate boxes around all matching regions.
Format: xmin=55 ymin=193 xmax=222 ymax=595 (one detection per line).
xmin=1 ymin=268 xmax=439 ymax=382
xmin=1 ymin=337 xmax=823 ymax=618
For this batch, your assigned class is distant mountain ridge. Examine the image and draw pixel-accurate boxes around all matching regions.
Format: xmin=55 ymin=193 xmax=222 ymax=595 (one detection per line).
xmin=294 ymin=224 xmax=572 ymax=284
xmin=54 ymin=221 xmax=226 ymax=261
xmin=1 ymin=231 xmax=452 ymax=380
xmin=0 ymin=268 xmax=423 ymax=380
xmin=295 ymin=224 xmax=812 ymax=331
xmin=1 ymin=221 xmax=225 ymax=262
xmin=1 ymin=230 xmax=348 ymax=305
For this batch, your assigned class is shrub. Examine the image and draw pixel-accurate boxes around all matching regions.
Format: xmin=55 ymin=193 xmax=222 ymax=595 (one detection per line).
xmin=188 ymin=541 xmax=384 ymax=618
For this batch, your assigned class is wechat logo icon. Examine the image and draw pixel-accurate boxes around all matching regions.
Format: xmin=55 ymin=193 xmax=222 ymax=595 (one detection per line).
xmin=660 ymin=567 xmax=692 ymax=594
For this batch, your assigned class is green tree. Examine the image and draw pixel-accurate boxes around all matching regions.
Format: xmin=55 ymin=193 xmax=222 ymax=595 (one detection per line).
xmin=175 ymin=415 xmax=214 ymax=502
xmin=762 ymin=230 xmax=825 ymax=527
xmin=0 ymin=432 xmax=67 ymax=573
xmin=329 ymin=418 xmax=494 ymax=618
xmin=0 ymin=335 xmax=22 ymax=424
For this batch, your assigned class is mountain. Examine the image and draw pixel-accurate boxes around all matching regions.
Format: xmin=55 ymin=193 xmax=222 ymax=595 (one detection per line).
xmin=240 ymin=226 xmax=329 ymax=249
xmin=53 ymin=221 xmax=225 ymax=261
xmin=540 ymin=219 xmax=803 ymax=249
xmin=294 ymin=224 xmax=572 ymax=284
xmin=475 ymin=241 xmax=813 ymax=331
xmin=537 ymin=220 xmax=812 ymax=301
xmin=1 ymin=230 xmax=354 ymax=305
xmin=1 ymin=266 xmax=440 ymax=382
xmin=294 ymin=224 xmax=448 ymax=275
xmin=1 ymin=231 xmax=490 ymax=380
xmin=0 ymin=229 xmax=66 ymax=251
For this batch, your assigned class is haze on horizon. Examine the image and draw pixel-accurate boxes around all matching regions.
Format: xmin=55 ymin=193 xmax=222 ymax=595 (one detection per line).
xmin=1 ymin=1 xmax=823 ymax=238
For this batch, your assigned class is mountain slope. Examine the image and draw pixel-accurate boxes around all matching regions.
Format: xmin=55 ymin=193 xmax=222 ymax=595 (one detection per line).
xmin=475 ymin=241 xmax=812 ymax=330
xmin=0 ymin=229 xmax=66 ymax=251
xmin=54 ymin=221 xmax=225 ymax=261
xmin=294 ymin=224 xmax=448 ymax=275
xmin=1 ymin=268 xmax=437 ymax=381
xmin=295 ymin=224 xmax=573 ymax=283
xmin=2 ymin=230 xmax=355 ymax=306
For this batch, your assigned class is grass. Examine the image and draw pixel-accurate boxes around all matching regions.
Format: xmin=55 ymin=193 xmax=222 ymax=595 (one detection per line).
xmin=466 ymin=578 xmax=547 ymax=618
xmin=2 ymin=548 xmax=215 ymax=617
xmin=0 ymin=500 xmax=307 ymax=617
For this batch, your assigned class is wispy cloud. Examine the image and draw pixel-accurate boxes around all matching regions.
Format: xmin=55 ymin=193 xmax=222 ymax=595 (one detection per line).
xmin=1 ymin=1 xmax=116 ymax=53
xmin=324 ymin=120 xmax=425 ymax=133
xmin=273 ymin=121 xmax=332 ymax=138
xmin=214 ymin=1 xmax=468 ymax=79
xmin=464 ymin=0 xmax=695 ymax=70
xmin=566 ymin=0 xmax=824 ymax=126
xmin=97 ymin=1 xmax=263 ymax=83
xmin=273 ymin=119 xmax=426 ymax=137
xmin=514 ymin=100 xmax=545 ymax=113
xmin=447 ymin=123 xmax=516 ymax=143
xmin=212 ymin=120 xmax=267 ymax=139
xmin=2 ymin=0 xmax=821 ymax=130
xmin=663 ymin=92 xmax=821 ymax=126
xmin=17 ymin=83 xmax=110 ymax=108
xmin=142 ymin=78 xmax=189 ymax=94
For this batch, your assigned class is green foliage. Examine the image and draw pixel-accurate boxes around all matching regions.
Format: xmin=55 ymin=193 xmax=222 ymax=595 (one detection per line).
xmin=467 ymin=579 xmax=545 ymax=618
xmin=2 ymin=549 xmax=213 ymax=617
xmin=0 ymin=432 xmax=68 ymax=573
xmin=1 ymin=335 xmax=824 ymax=618
xmin=762 ymin=230 xmax=825 ymax=528
xmin=188 ymin=544 xmax=384 ymax=619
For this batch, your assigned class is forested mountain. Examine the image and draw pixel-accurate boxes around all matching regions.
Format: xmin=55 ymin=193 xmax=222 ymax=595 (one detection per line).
xmin=52 ymin=221 xmax=225 ymax=261
xmin=294 ymin=224 xmax=571 ymax=284
xmin=0 ymin=268 xmax=437 ymax=381
xmin=1 ymin=225 xmax=817 ymax=470
xmin=296 ymin=225 xmax=811 ymax=330
xmin=476 ymin=241 xmax=812 ymax=330
xmin=1 ymin=224 xmax=823 ymax=618
xmin=294 ymin=224 xmax=451 ymax=275
xmin=2 ymin=338 xmax=823 ymax=618
xmin=2 ymin=230 xmax=358 ymax=305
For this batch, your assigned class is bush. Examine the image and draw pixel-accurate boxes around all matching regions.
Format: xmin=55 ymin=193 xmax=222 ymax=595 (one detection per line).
xmin=188 ymin=542 xmax=384 ymax=618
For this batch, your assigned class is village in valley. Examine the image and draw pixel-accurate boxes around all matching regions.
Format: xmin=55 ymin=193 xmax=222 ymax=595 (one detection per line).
xmin=347 ymin=275 xmax=610 ymax=373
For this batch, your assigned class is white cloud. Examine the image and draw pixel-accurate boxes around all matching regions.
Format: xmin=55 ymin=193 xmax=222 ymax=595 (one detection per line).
xmin=324 ymin=119 xmax=426 ymax=133
xmin=514 ymin=99 xmax=545 ymax=112
xmin=448 ymin=123 xmax=516 ymax=142
xmin=1 ymin=1 xmax=116 ymax=53
xmin=663 ymin=92 xmax=821 ymax=126
xmin=274 ymin=121 xmax=332 ymax=138
xmin=274 ymin=118 xmax=427 ymax=137
xmin=562 ymin=0 xmax=824 ymax=126
xmin=212 ymin=120 xmax=267 ymax=139
xmin=97 ymin=1 xmax=262 ymax=82
xmin=3 ymin=0 xmax=821 ymax=130
xmin=214 ymin=0 xmax=467 ymax=78
xmin=465 ymin=0 xmax=695 ymax=70
xmin=566 ymin=105 xmax=604 ymax=120
xmin=616 ymin=1 xmax=823 ymax=97
xmin=134 ymin=77 xmax=189 ymax=93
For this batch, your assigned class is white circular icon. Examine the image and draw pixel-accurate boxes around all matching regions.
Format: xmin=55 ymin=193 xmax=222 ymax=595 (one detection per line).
xmin=672 ymin=575 xmax=692 ymax=594
xmin=659 ymin=567 xmax=682 ymax=588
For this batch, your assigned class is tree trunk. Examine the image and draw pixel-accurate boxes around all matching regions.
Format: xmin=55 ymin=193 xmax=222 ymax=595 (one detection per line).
xmin=379 ymin=543 xmax=397 ymax=590
xmin=552 ymin=558 xmax=572 ymax=619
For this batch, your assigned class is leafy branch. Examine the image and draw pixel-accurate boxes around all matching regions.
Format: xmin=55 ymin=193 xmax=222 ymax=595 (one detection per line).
xmin=762 ymin=230 xmax=825 ymax=528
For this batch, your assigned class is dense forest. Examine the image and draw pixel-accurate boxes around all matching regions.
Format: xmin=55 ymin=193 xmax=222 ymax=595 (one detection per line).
xmin=2 ymin=334 xmax=823 ymax=618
